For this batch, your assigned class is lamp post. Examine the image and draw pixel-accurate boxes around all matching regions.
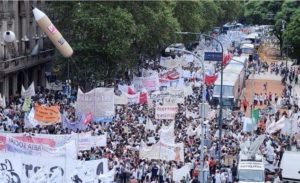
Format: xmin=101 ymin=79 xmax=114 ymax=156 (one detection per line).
xmin=175 ymin=31 xmax=224 ymax=164
xmin=165 ymin=46 xmax=207 ymax=183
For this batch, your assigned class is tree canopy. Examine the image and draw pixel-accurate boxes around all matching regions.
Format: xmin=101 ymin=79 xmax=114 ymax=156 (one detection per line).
xmin=48 ymin=1 xmax=243 ymax=87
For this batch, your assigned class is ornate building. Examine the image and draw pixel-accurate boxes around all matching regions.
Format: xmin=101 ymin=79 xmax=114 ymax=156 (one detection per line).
xmin=0 ymin=0 xmax=54 ymax=101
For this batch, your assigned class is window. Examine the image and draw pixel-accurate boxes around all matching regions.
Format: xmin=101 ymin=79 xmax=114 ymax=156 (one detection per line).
xmin=238 ymin=170 xmax=264 ymax=182
xmin=213 ymin=85 xmax=234 ymax=98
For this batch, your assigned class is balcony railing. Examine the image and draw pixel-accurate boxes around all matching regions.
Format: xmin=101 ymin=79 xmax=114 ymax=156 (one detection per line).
xmin=0 ymin=49 xmax=55 ymax=76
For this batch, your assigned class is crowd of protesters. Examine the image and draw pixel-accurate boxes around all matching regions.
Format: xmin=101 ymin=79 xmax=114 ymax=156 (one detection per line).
xmin=1 ymin=30 xmax=300 ymax=183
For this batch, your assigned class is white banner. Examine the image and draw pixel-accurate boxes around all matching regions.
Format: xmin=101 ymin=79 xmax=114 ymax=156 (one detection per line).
xmin=133 ymin=73 xmax=159 ymax=92
xmin=78 ymin=133 xmax=107 ymax=151
xmin=76 ymin=88 xmax=115 ymax=118
xmin=68 ymin=159 xmax=109 ymax=182
xmin=127 ymin=93 xmax=140 ymax=104
xmin=173 ymin=165 xmax=191 ymax=182
xmin=0 ymin=94 xmax=6 ymax=108
xmin=114 ymin=93 xmax=128 ymax=105
xmin=155 ymin=106 xmax=178 ymax=119
xmin=140 ymin=141 xmax=184 ymax=162
xmin=159 ymin=121 xmax=175 ymax=144
xmin=46 ymin=80 xmax=63 ymax=91
xmin=21 ymin=82 xmax=35 ymax=98
xmin=160 ymin=56 xmax=182 ymax=69
xmin=0 ymin=152 xmax=108 ymax=183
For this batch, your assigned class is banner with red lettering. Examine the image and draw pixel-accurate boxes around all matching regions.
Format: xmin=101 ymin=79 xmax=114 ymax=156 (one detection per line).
xmin=155 ymin=106 xmax=178 ymax=119
xmin=133 ymin=73 xmax=159 ymax=92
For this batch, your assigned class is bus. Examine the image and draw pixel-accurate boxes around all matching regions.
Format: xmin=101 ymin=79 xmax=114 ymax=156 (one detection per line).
xmin=212 ymin=56 xmax=248 ymax=108
xmin=237 ymin=154 xmax=265 ymax=183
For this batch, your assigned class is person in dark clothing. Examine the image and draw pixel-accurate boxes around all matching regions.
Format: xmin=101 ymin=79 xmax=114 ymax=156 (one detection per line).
xmin=231 ymin=162 xmax=238 ymax=181
xmin=151 ymin=163 xmax=159 ymax=181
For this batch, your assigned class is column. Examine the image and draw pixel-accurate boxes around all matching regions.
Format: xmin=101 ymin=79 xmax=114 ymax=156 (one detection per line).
xmin=23 ymin=70 xmax=29 ymax=88
xmin=3 ymin=77 xmax=9 ymax=102
xmin=12 ymin=73 xmax=18 ymax=95
xmin=40 ymin=64 xmax=46 ymax=87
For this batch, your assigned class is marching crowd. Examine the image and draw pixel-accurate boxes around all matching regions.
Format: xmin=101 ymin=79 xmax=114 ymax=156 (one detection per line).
xmin=1 ymin=34 xmax=300 ymax=183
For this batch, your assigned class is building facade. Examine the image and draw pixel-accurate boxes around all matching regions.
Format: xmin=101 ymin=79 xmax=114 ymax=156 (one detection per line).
xmin=0 ymin=0 xmax=54 ymax=101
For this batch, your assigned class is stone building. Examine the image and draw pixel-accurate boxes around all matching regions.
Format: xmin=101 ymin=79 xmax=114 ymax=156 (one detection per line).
xmin=0 ymin=0 xmax=54 ymax=101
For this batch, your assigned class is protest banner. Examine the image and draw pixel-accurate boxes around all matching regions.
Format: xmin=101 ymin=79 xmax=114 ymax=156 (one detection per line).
xmin=0 ymin=134 xmax=6 ymax=151
xmin=159 ymin=142 xmax=184 ymax=162
xmin=155 ymin=106 xmax=178 ymax=120
xmin=173 ymin=165 xmax=191 ymax=182
xmin=62 ymin=112 xmax=88 ymax=132
xmin=133 ymin=73 xmax=160 ymax=92
xmin=0 ymin=152 xmax=68 ymax=182
xmin=68 ymin=158 xmax=108 ymax=183
xmin=46 ymin=80 xmax=63 ymax=91
xmin=0 ymin=94 xmax=6 ymax=108
xmin=24 ymin=108 xmax=39 ymax=128
xmin=127 ymin=93 xmax=140 ymax=104
xmin=76 ymin=88 xmax=115 ymax=118
xmin=114 ymin=93 xmax=128 ymax=105
xmin=5 ymin=136 xmax=74 ymax=157
xmin=77 ymin=132 xmax=92 ymax=151
xmin=160 ymin=56 xmax=182 ymax=69
xmin=34 ymin=104 xmax=60 ymax=125
xmin=159 ymin=121 xmax=175 ymax=144
xmin=139 ymin=141 xmax=160 ymax=160
xmin=159 ymin=68 xmax=181 ymax=82
xmin=163 ymin=96 xmax=177 ymax=106
xmin=90 ymin=134 xmax=107 ymax=148
xmin=21 ymin=82 xmax=35 ymax=98
xmin=22 ymin=97 xmax=31 ymax=112
xmin=139 ymin=141 xmax=184 ymax=162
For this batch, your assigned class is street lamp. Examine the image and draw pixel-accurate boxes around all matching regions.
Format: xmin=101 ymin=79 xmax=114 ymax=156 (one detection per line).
xmin=165 ymin=46 xmax=208 ymax=183
xmin=175 ymin=31 xmax=224 ymax=165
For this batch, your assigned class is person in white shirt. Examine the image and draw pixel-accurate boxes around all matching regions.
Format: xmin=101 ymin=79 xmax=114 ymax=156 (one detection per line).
xmin=214 ymin=170 xmax=223 ymax=183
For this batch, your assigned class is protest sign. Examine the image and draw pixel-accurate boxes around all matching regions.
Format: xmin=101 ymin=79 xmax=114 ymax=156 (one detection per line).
xmin=90 ymin=134 xmax=107 ymax=148
xmin=76 ymin=88 xmax=115 ymax=118
xmin=0 ymin=152 xmax=68 ymax=182
xmin=114 ymin=93 xmax=128 ymax=105
xmin=46 ymin=80 xmax=63 ymax=91
xmin=173 ymin=165 xmax=191 ymax=182
xmin=5 ymin=136 xmax=74 ymax=157
xmin=22 ymin=97 xmax=31 ymax=112
xmin=127 ymin=93 xmax=140 ymax=104
xmin=160 ymin=56 xmax=182 ymax=69
xmin=155 ymin=106 xmax=178 ymax=119
xmin=34 ymin=104 xmax=60 ymax=125
xmin=62 ymin=112 xmax=88 ymax=132
xmin=21 ymin=82 xmax=35 ymax=98
xmin=24 ymin=108 xmax=39 ymax=128
xmin=139 ymin=141 xmax=184 ymax=162
xmin=139 ymin=141 xmax=160 ymax=160
xmin=0 ymin=94 xmax=6 ymax=108
xmin=159 ymin=121 xmax=175 ymax=144
xmin=133 ymin=73 xmax=159 ymax=92
xmin=68 ymin=159 xmax=108 ymax=182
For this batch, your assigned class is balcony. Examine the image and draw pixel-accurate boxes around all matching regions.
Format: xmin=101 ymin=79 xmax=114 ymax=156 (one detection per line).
xmin=0 ymin=49 xmax=55 ymax=76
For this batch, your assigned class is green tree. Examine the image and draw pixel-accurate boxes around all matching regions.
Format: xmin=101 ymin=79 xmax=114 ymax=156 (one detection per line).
xmin=284 ymin=8 xmax=300 ymax=63
xmin=274 ymin=0 xmax=300 ymax=57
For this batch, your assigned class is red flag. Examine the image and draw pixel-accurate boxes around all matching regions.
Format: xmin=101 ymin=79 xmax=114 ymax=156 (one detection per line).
xmin=139 ymin=93 xmax=147 ymax=104
xmin=128 ymin=86 xmax=135 ymax=95
xmin=204 ymin=74 xmax=217 ymax=85
xmin=222 ymin=53 xmax=231 ymax=65
xmin=83 ymin=112 xmax=92 ymax=125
